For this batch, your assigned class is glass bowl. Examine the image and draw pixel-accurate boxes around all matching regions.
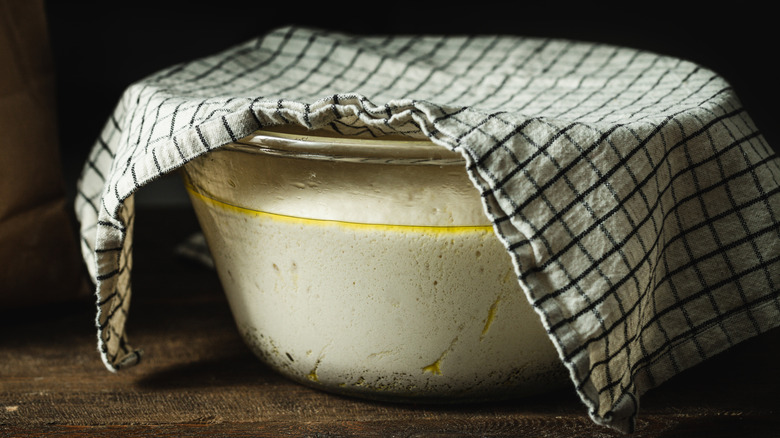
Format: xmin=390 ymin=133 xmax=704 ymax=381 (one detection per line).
xmin=181 ymin=125 xmax=566 ymax=402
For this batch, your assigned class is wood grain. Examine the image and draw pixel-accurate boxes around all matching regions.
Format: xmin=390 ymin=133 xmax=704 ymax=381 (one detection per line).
xmin=2 ymin=204 xmax=778 ymax=437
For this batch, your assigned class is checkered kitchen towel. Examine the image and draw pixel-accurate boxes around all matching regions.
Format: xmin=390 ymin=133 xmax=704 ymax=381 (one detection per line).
xmin=75 ymin=26 xmax=780 ymax=433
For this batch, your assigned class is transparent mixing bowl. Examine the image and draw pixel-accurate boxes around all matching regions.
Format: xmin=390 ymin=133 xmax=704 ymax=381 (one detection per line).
xmin=181 ymin=125 xmax=566 ymax=402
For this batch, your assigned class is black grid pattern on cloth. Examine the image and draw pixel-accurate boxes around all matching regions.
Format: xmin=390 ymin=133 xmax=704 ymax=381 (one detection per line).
xmin=75 ymin=26 xmax=780 ymax=434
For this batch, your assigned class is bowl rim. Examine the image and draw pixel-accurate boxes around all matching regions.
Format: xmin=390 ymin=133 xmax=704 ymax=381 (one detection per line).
xmin=228 ymin=124 xmax=465 ymax=165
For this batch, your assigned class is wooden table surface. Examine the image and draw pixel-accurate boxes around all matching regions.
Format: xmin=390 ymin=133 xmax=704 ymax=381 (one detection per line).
xmin=2 ymin=205 xmax=779 ymax=437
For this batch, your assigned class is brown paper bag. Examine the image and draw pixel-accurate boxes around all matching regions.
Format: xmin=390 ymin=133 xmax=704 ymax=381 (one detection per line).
xmin=0 ymin=0 xmax=89 ymax=308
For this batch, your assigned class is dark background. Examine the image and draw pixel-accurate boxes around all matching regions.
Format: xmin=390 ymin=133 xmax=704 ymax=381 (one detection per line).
xmin=44 ymin=3 xmax=777 ymax=206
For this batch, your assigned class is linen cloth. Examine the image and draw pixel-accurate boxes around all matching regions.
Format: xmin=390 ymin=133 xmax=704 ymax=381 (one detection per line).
xmin=75 ymin=26 xmax=780 ymax=433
